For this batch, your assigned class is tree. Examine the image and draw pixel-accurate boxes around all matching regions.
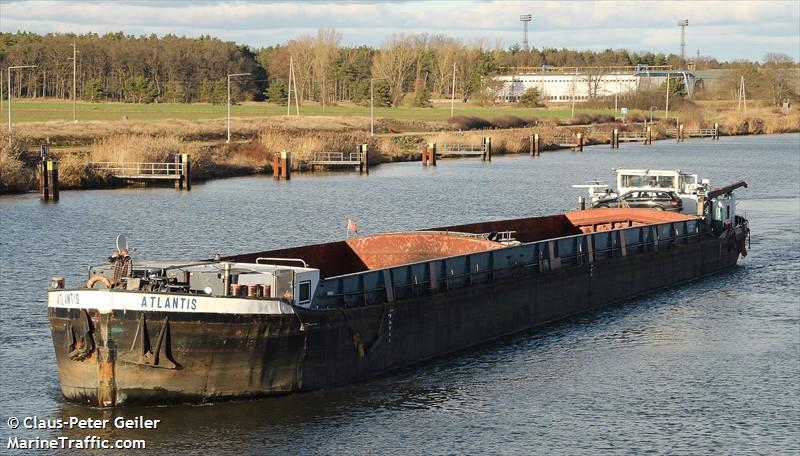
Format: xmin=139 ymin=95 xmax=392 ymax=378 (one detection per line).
xmin=199 ymin=78 xmax=226 ymax=104
xmin=123 ymin=76 xmax=157 ymax=103
xmin=518 ymin=87 xmax=541 ymax=107
xmin=82 ymin=79 xmax=103 ymax=102
xmin=372 ymin=34 xmax=417 ymax=107
xmin=413 ymin=80 xmax=432 ymax=107
xmin=162 ymin=80 xmax=185 ymax=103
xmin=661 ymin=77 xmax=686 ymax=97
xmin=265 ymin=79 xmax=287 ymax=104
xmin=763 ymin=68 xmax=796 ymax=106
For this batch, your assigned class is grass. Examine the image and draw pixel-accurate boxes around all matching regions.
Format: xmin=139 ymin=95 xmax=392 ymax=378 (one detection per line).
xmin=3 ymin=99 xmax=617 ymax=124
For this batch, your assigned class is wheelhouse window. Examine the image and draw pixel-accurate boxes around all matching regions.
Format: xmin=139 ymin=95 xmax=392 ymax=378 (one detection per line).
xmin=298 ymin=281 xmax=311 ymax=303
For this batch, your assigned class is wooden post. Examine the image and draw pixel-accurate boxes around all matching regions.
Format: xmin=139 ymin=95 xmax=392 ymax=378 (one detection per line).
xmin=531 ymin=134 xmax=540 ymax=157
xmin=483 ymin=137 xmax=492 ymax=161
xmin=282 ymin=151 xmax=291 ymax=180
xmin=578 ymin=196 xmax=585 ymax=211
xmin=421 ymin=144 xmax=428 ymax=166
xmin=576 ymin=133 xmax=583 ymax=152
xmin=611 ymin=129 xmax=619 ymax=149
xmin=39 ymin=160 xmax=49 ymax=201
xmin=360 ymin=144 xmax=369 ymax=174
xmin=645 ymin=126 xmax=652 ymax=145
xmin=47 ymin=160 xmax=59 ymax=201
xmin=174 ymin=154 xmax=183 ymax=190
xmin=678 ymin=124 xmax=684 ymax=143
xmin=713 ymin=122 xmax=719 ymax=140
xmin=182 ymin=153 xmax=191 ymax=191
xmin=273 ymin=153 xmax=281 ymax=178
xmin=429 ymin=142 xmax=437 ymax=166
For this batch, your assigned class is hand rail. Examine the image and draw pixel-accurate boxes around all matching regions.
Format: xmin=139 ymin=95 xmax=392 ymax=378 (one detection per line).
xmin=255 ymin=257 xmax=308 ymax=268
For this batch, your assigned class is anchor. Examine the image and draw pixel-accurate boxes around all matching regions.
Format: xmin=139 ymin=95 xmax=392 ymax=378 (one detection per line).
xmin=66 ymin=309 xmax=95 ymax=362
xmin=120 ymin=314 xmax=178 ymax=369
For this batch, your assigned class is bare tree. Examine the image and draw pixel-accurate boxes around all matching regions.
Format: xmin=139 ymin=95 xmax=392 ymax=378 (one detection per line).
xmin=372 ymin=34 xmax=417 ymax=107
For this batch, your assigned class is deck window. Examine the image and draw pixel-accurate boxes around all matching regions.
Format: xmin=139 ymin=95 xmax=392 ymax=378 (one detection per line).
xmin=298 ymin=281 xmax=311 ymax=303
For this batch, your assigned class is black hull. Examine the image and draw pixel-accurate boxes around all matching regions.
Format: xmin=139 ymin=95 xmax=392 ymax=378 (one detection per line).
xmin=49 ymin=234 xmax=742 ymax=406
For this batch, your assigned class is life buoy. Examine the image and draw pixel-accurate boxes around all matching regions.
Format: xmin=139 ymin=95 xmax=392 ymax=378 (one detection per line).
xmin=86 ymin=275 xmax=113 ymax=289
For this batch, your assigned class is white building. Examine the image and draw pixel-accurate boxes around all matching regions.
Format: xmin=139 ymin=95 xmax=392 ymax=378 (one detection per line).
xmin=493 ymin=67 xmax=696 ymax=102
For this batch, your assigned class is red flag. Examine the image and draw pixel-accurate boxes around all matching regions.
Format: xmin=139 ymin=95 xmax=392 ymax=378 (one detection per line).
xmin=347 ymin=218 xmax=359 ymax=233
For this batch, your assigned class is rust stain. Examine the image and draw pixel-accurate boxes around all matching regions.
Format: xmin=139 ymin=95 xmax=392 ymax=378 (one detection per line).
xmin=346 ymin=233 xmax=503 ymax=269
xmin=566 ymin=208 xmax=691 ymax=233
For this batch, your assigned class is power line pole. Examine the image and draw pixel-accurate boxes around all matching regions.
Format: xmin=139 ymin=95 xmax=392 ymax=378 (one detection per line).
xmin=226 ymin=72 xmax=250 ymax=143
xmin=451 ymin=62 xmax=456 ymax=117
xmin=71 ymin=40 xmax=77 ymax=123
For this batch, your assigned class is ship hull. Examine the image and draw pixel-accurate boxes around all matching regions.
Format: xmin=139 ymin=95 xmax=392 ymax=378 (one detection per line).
xmin=49 ymin=229 xmax=744 ymax=406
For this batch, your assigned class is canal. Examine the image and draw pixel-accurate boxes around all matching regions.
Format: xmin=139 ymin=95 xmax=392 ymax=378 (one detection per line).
xmin=1 ymin=134 xmax=798 ymax=454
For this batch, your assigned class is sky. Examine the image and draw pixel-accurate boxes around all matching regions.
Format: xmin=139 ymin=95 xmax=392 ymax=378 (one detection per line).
xmin=1 ymin=0 xmax=798 ymax=62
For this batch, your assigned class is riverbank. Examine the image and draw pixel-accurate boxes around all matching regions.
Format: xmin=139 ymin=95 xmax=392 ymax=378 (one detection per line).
xmin=1 ymin=107 xmax=797 ymax=194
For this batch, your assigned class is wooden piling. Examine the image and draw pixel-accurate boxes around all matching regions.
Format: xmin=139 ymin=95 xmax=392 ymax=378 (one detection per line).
xmin=359 ymin=144 xmax=369 ymax=174
xmin=421 ymin=144 xmax=428 ymax=166
xmin=531 ymin=133 xmax=540 ymax=157
xmin=273 ymin=151 xmax=291 ymax=179
xmin=483 ymin=137 xmax=492 ymax=161
xmin=578 ymin=196 xmax=586 ymax=211
xmin=174 ymin=154 xmax=183 ymax=190
xmin=47 ymin=160 xmax=59 ymax=201
xmin=282 ymin=151 xmax=291 ymax=179
xmin=39 ymin=160 xmax=59 ymax=201
xmin=576 ymin=133 xmax=583 ymax=152
xmin=611 ymin=129 xmax=619 ymax=149
xmin=678 ymin=124 xmax=684 ymax=143
xmin=182 ymin=153 xmax=191 ymax=191
xmin=645 ymin=126 xmax=652 ymax=145
xmin=39 ymin=160 xmax=49 ymax=200
xmin=429 ymin=142 xmax=437 ymax=166
xmin=713 ymin=123 xmax=719 ymax=140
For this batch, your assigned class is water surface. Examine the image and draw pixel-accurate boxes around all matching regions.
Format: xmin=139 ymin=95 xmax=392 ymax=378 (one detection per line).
xmin=1 ymin=134 xmax=798 ymax=454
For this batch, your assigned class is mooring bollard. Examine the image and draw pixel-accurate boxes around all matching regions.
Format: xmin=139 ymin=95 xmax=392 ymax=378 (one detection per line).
xmin=39 ymin=160 xmax=49 ymax=200
xmin=482 ymin=137 xmax=492 ymax=161
xmin=273 ymin=151 xmax=291 ymax=179
xmin=713 ymin=123 xmax=719 ymax=140
xmin=576 ymin=133 xmax=584 ymax=152
xmin=645 ymin=126 xmax=652 ymax=145
xmin=182 ymin=153 xmax=191 ymax=191
xmin=174 ymin=154 xmax=183 ymax=190
xmin=531 ymin=133 xmax=541 ymax=157
xmin=359 ymin=144 xmax=369 ymax=174
xmin=39 ymin=159 xmax=59 ymax=201
xmin=48 ymin=160 xmax=59 ymax=201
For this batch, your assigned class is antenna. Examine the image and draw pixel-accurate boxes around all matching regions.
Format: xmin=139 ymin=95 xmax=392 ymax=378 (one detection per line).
xmin=678 ymin=19 xmax=689 ymax=69
xmin=520 ymin=14 xmax=532 ymax=52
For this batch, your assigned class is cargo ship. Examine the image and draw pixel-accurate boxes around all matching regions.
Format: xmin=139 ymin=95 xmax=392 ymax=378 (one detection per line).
xmin=48 ymin=182 xmax=749 ymax=407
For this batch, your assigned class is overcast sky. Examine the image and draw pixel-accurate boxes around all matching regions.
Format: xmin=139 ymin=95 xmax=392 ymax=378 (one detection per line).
xmin=1 ymin=1 xmax=798 ymax=61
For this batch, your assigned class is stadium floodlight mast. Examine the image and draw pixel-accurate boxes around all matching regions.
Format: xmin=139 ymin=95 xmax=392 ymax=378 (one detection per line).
xmin=227 ymin=72 xmax=251 ymax=143
xmin=678 ymin=19 xmax=689 ymax=69
xmin=7 ymin=65 xmax=38 ymax=134
xmin=520 ymin=14 xmax=532 ymax=52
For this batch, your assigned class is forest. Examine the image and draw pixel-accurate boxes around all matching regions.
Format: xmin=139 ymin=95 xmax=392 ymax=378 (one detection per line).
xmin=0 ymin=30 xmax=795 ymax=107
